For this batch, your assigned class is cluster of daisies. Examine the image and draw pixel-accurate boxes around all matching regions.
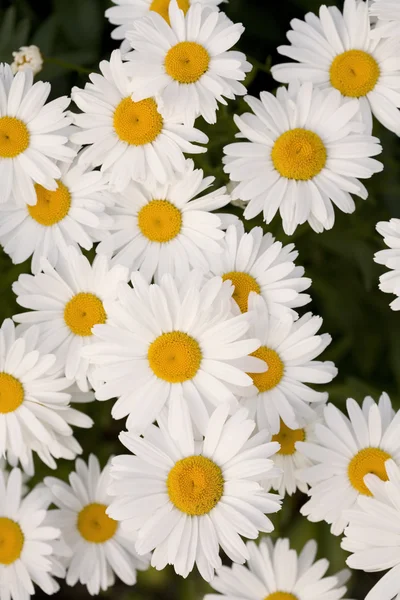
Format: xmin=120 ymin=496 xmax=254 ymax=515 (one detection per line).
xmin=0 ymin=0 xmax=400 ymax=599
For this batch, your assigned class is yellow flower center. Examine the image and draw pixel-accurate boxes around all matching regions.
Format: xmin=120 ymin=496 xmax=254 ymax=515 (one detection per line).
xmin=0 ymin=373 xmax=24 ymax=414
xmin=113 ymin=97 xmax=163 ymax=146
xmin=272 ymin=128 xmax=327 ymax=181
xmin=0 ymin=518 xmax=24 ymax=565
xmin=222 ymin=271 xmax=261 ymax=313
xmin=0 ymin=117 xmax=30 ymax=158
xmin=264 ymin=594 xmax=298 ymax=600
xmin=64 ymin=293 xmax=107 ymax=337
xmin=272 ymin=420 xmax=305 ymax=455
xmin=149 ymin=0 xmax=190 ymax=24
xmin=248 ymin=346 xmax=284 ymax=393
xmin=165 ymin=41 xmax=210 ymax=84
xmin=167 ymin=455 xmax=224 ymax=515
xmin=138 ymin=199 xmax=182 ymax=243
xmin=77 ymin=503 xmax=118 ymax=543
xmin=148 ymin=331 xmax=202 ymax=383
xmin=330 ymin=50 xmax=380 ymax=98
xmin=348 ymin=447 xmax=391 ymax=496
xmin=28 ymin=181 xmax=71 ymax=226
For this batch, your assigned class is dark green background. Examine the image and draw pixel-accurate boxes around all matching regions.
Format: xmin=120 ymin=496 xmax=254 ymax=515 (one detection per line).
xmin=0 ymin=0 xmax=399 ymax=598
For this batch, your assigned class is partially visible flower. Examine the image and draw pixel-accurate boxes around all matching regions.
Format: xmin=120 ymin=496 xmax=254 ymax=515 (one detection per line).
xmin=107 ymin=405 xmax=281 ymax=581
xmin=206 ymin=538 xmax=350 ymax=600
xmin=126 ymin=0 xmax=251 ymax=126
xmin=374 ymin=218 xmax=400 ymax=311
xmin=271 ymin=0 xmax=400 ymax=135
xmin=298 ymin=392 xmax=400 ymax=535
xmin=342 ymin=459 xmax=400 ymax=600
xmin=12 ymin=247 xmax=129 ymax=392
xmin=224 ymin=83 xmax=383 ymax=234
xmin=11 ymin=45 xmax=43 ymax=76
xmin=45 ymin=455 xmax=149 ymax=595
xmin=106 ymin=0 xmax=225 ymax=41
xmin=0 ymin=466 xmax=67 ymax=598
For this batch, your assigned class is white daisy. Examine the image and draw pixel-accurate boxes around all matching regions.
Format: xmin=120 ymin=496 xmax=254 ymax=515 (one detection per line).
xmin=107 ymin=404 xmax=281 ymax=581
xmin=96 ymin=158 xmax=234 ymax=281
xmin=71 ymin=49 xmax=208 ymax=192
xmin=370 ymin=0 xmax=400 ymax=39
xmin=374 ymin=218 xmax=400 ymax=311
xmin=126 ymin=0 xmax=251 ymax=126
xmin=11 ymin=46 xmax=43 ymax=76
xmin=244 ymin=294 xmax=336 ymax=435
xmin=271 ymin=0 xmax=400 ymax=136
xmin=263 ymin=404 xmax=324 ymax=497
xmin=44 ymin=454 xmax=149 ymax=595
xmin=0 ymin=319 xmax=92 ymax=475
xmin=12 ymin=247 xmax=129 ymax=392
xmin=106 ymin=0 xmax=224 ymax=41
xmin=0 ymin=467 xmax=66 ymax=600
xmin=0 ymin=63 xmax=75 ymax=206
xmin=298 ymin=391 xmax=400 ymax=535
xmin=205 ymin=537 xmax=350 ymax=600
xmin=342 ymin=458 xmax=400 ymax=600
xmin=0 ymin=155 xmax=112 ymax=274
xmin=83 ymin=270 xmax=266 ymax=435
xmin=206 ymin=222 xmax=311 ymax=318
xmin=223 ymin=82 xmax=383 ymax=234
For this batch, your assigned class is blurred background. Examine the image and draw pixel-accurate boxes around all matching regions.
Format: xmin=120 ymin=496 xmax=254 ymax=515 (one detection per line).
xmin=0 ymin=0 xmax=399 ymax=598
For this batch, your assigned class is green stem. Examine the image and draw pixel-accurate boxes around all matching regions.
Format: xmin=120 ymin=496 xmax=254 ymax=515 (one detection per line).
xmin=249 ymin=57 xmax=271 ymax=74
xmin=44 ymin=56 xmax=92 ymax=75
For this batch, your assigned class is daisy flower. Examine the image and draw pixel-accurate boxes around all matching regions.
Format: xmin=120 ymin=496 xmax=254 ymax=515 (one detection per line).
xmin=223 ymin=82 xmax=383 ymax=234
xmin=298 ymin=392 xmax=400 ymax=535
xmin=0 ymin=155 xmax=112 ymax=274
xmin=206 ymin=222 xmax=311 ymax=318
xmin=83 ymin=270 xmax=266 ymax=435
xmin=71 ymin=50 xmax=207 ymax=192
xmin=126 ymin=0 xmax=251 ymax=126
xmin=374 ymin=218 xmax=400 ymax=311
xmin=205 ymin=538 xmax=350 ymax=600
xmin=106 ymin=0 xmax=224 ymax=41
xmin=107 ymin=405 xmax=281 ymax=581
xmin=0 ymin=64 xmax=75 ymax=206
xmin=244 ymin=294 xmax=336 ymax=435
xmin=0 ymin=319 xmax=92 ymax=475
xmin=271 ymin=0 xmax=400 ymax=136
xmin=12 ymin=247 xmax=129 ymax=392
xmin=263 ymin=405 xmax=324 ymax=497
xmin=11 ymin=45 xmax=43 ymax=76
xmin=370 ymin=0 xmax=400 ymax=39
xmin=342 ymin=459 xmax=400 ymax=600
xmin=44 ymin=455 xmax=149 ymax=595
xmin=96 ymin=159 xmax=233 ymax=281
xmin=0 ymin=467 xmax=66 ymax=599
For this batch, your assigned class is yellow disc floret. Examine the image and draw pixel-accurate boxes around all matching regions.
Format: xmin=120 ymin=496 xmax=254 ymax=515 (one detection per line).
xmin=0 ymin=117 xmax=30 ymax=158
xmin=330 ymin=50 xmax=380 ymax=98
xmin=222 ymin=271 xmax=261 ymax=313
xmin=167 ymin=455 xmax=224 ymax=515
xmin=77 ymin=503 xmax=118 ymax=543
xmin=348 ymin=447 xmax=391 ymax=496
xmin=0 ymin=373 xmax=24 ymax=414
xmin=113 ymin=97 xmax=163 ymax=146
xmin=28 ymin=181 xmax=71 ymax=226
xmin=165 ymin=42 xmax=210 ymax=84
xmin=0 ymin=518 xmax=24 ymax=565
xmin=150 ymin=0 xmax=190 ymax=24
xmin=272 ymin=420 xmax=305 ymax=455
xmin=148 ymin=331 xmax=202 ymax=383
xmin=248 ymin=346 xmax=284 ymax=393
xmin=138 ymin=199 xmax=182 ymax=242
xmin=64 ymin=293 xmax=107 ymax=337
xmin=271 ymin=128 xmax=327 ymax=181
xmin=264 ymin=593 xmax=298 ymax=600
